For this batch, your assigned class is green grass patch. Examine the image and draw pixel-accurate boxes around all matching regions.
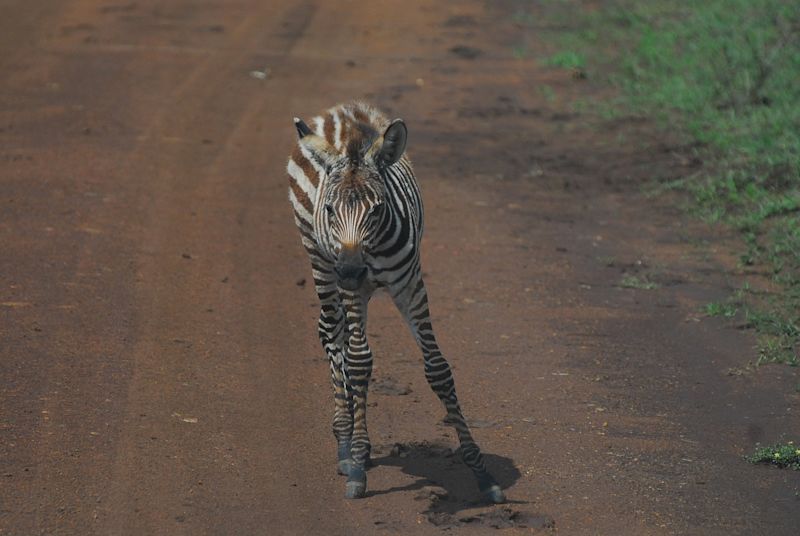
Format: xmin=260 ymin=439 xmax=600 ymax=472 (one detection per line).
xmin=619 ymin=274 xmax=659 ymax=290
xmin=704 ymin=301 xmax=738 ymax=318
xmin=703 ymin=288 xmax=799 ymax=366
xmin=543 ymin=50 xmax=586 ymax=70
xmin=758 ymin=336 xmax=798 ymax=366
xmin=747 ymin=442 xmax=800 ymax=470
xmin=535 ymin=0 xmax=800 ymax=366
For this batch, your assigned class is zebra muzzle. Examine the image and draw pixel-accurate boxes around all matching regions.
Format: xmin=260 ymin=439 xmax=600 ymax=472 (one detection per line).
xmin=334 ymin=264 xmax=367 ymax=290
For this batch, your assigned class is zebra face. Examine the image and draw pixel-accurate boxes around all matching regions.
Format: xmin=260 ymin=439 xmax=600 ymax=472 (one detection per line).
xmin=294 ymin=115 xmax=408 ymax=291
xmin=322 ymin=172 xmax=387 ymax=291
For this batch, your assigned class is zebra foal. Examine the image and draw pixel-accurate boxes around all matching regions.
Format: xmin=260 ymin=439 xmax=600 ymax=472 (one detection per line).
xmin=286 ymin=101 xmax=504 ymax=502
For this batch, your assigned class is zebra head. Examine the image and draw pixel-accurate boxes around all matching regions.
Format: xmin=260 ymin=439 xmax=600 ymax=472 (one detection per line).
xmin=294 ymin=116 xmax=408 ymax=290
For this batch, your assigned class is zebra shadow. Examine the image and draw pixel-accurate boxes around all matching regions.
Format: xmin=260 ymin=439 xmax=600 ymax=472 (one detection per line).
xmin=368 ymin=440 xmax=526 ymax=519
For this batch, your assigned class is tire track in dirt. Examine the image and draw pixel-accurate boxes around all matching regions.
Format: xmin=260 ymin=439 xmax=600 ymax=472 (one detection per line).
xmin=80 ymin=3 xmax=349 ymax=534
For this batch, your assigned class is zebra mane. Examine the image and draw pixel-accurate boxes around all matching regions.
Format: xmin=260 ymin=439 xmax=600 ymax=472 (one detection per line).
xmin=345 ymin=122 xmax=380 ymax=165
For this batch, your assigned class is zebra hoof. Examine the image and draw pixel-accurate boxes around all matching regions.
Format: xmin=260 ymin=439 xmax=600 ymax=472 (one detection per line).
xmin=344 ymin=467 xmax=367 ymax=499
xmin=337 ymin=458 xmax=355 ymax=476
xmin=483 ymin=484 xmax=506 ymax=504
xmin=344 ymin=479 xmax=367 ymax=499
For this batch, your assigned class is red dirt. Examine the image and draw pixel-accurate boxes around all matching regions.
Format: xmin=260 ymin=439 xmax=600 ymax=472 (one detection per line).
xmin=1 ymin=1 xmax=798 ymax=534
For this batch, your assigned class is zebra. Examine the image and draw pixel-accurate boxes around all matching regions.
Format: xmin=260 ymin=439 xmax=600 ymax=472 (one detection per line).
xmin=286 ymin=101 xmax=505 ymax=503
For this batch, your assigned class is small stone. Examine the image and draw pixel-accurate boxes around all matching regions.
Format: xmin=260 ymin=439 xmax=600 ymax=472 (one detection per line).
xmin=249 ymin=68 xmax=271 ymax=80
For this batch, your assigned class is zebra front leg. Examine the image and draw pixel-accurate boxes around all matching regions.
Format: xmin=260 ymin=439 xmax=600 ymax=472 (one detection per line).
xmin=392 ymin=277 xmax=506 ymax=504
xmin=315 ymin=276 xmax=355 ymax=477
xmin=322 ymin=333 xmax=355 ymax=477
xmin=340 ymin=290 xmax=373 ymax=499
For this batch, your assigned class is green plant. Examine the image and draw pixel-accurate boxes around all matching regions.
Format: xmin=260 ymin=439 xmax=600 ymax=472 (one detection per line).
xmin=757 ymin=336 xmax=799 ymax=366
xmin=747 ymin=442 xmax=800 ymax=470
xmin=543 ymin=50 xmax=586 ymax=70
xmin=705 ymin=301 xmax=738 ymax=318
xmin=619 ymin=274 xmax=659 ymax=290
xmin=596 ymin=255 xmax=616 ymax=267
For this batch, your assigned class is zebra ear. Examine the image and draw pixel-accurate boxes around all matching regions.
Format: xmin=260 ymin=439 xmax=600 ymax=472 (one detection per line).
xmin=379 ymin=119 xmax=407 ymax=166
xmin=294 ymin=117 xmax=313 ymax=139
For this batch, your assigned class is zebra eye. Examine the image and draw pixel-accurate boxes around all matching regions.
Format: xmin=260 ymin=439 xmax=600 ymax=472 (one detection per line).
xmin=324 ymin=204 xmax=334 ymax=217
xmin=369 ymin=202 xmax=384 ymax=216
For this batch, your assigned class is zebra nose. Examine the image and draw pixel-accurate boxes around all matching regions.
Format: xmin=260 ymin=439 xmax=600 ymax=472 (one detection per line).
xmin=335 ymin=243 xmax=366 ymax=288
xmin=334 ymin=263 xmax=367 ymax=282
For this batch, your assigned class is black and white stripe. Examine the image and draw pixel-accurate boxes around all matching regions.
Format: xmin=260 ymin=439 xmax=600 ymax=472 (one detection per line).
xmin=287 ymin=101 xmax=504 ymax=502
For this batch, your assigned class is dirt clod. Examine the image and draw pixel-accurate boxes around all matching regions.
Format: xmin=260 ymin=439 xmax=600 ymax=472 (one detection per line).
xmin=413 ymin=485 xmax=449 ymax=504
xmin=449 ymin=45 xmax=482 ymax=59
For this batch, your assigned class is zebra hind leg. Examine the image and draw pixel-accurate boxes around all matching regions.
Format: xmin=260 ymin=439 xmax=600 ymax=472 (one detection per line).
xmin=394 ymin=278 xmax=506 ymax=504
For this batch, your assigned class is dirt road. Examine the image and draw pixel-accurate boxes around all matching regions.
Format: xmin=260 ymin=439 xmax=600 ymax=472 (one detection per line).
xmin=1 ymin=1 xmax=798 ymax=534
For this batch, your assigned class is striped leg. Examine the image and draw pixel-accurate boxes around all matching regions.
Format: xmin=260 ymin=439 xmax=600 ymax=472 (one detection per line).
xmin=314 ymin=269 xmax=355 ymax=477
xmin=392 ymin=276 xmax=506 ymax=504
xmin=340 ymin=289 xmax=372 ymax=499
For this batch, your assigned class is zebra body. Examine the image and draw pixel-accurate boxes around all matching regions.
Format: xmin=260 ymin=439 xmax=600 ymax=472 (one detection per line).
xmin=286 ymin=102 xmax=504 ymax=502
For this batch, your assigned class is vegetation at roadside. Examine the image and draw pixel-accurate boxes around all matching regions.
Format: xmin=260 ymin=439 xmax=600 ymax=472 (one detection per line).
xmin=535 ymin=0 xmax=800 ymax=366
xmin=705 ymin=284 xmax=799 ymax=366
xmin=747 ymin=442 xmax=800 ymax=470
xmin=543 ymin=50 xmax=586 ymax=71
xmin=619 ymin=274 xmax=659 ymax=290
